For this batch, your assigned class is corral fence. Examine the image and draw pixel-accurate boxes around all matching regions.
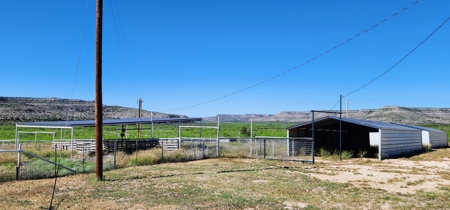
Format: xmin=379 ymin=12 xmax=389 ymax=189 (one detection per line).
xmin=153 ymin=137 xmax=314 ymax=163
xmin=0 ymin=144 xmax=77 ymax=182
xmin=0 ymin=137 xmax=313 ymax=182
xmin=0 ymin=140 xmax=53 ymax=150
xmin=218 ymin=137 xmax=314 ymax=163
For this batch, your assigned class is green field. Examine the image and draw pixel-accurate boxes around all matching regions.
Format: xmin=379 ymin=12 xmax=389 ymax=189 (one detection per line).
xmin=1 ymin=122 xmax=448 ymax=142
xmin=0 ymin=122 xmax=296 ymax=141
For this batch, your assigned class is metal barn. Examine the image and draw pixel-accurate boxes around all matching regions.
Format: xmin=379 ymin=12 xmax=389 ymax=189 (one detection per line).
xmin=287 ymin=116 xmax=424 ymax=160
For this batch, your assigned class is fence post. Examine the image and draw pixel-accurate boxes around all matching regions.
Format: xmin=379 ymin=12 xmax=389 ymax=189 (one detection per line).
xmin=216 ymin=138 xmax=219 ymax=158
xmin=250 ymin=138 xmax=252 ymax=157
xmin=201 ymin=138 xmax=204 ymax=158
xmin=263 ymin=139 xmax=266 ymax=159
xmin=16 ymin=144 xmax=22 ymax=180
xmin=291 ymin=140 xmax=294 ymax=160
xmin=161 ymin=140 xmax=164 ymax=162
xmin=83 ymin=144 xmax=85 ymax=173
xmin=238 ymin=138 xmax=240 ymax=152
xmin=272 ymin=140 xmax=274 ymax=157
xmin=312 ymin=139 xmax=315 ymax=164
xmin=114 ymin=141 xmax=117 ymax=169
xmin=256 ymin=139 xmax=258 ymax=157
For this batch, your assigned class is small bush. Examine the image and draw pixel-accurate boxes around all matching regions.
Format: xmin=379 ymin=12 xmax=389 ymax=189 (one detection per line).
xmin=318 ymin=148 xmax=331 ymax=157
xmin=422 ymin=144 xmax=433 ymax=152
xmin=358 ymin=149 xmax=368 ymax=160
xmin=341 ymin=150 xmax=354 ymax=159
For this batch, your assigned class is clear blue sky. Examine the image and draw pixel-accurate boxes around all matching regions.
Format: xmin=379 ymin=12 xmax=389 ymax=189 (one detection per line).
xmin=1 ymin=0 xmax=449 ymax=118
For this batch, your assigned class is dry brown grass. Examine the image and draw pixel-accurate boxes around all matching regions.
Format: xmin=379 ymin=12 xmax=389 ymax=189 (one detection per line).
xmin=1 ymin=156 xmax=450 ymax=209
xmin=1 ymin=148 xmax=450 ymax=209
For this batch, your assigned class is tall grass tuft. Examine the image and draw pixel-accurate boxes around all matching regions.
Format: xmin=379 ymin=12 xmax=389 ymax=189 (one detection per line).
xmin=340 ymin=150 xmax=354 ymax=159
xmin=0 ymin=152 xmax=17 ymax=165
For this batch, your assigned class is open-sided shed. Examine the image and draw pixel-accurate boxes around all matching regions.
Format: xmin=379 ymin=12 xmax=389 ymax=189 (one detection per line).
xmin=287 ymin=116 xmax=424 ymax=160
xmin=14 ymin=117 xmax=203 ymax=153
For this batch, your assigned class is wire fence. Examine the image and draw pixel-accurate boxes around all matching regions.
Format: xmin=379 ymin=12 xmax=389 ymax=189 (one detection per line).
xmin=0 ymin=140 xmax=53 ymax=150
xmin=0 ymin=138 xmax=313 ymax=182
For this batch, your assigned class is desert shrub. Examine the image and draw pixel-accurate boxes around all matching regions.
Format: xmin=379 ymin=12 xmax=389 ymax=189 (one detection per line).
xmin=341 ymin=150 xmax=354 ymax=159
xmin=358 ymin=149 xmax=368 ymax=160
xmin=318 ymin=148 xmax=331 ymax=157
xmin=422 ymin=144 xmax=433 ymax=152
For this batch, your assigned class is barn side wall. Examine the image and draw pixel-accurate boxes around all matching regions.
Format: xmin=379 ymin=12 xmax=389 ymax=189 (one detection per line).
xmin=428 ymin=131 xmax=448 ymax=148
xmin=379 ymin=129 xmax=422 ymax=159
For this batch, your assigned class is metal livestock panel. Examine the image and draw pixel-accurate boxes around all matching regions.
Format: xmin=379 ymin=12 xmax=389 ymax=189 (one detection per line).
xmin=379 ymin=129 xmax=422 ymax=160
xmin=428 ymin=130 xmax=448 ymax=148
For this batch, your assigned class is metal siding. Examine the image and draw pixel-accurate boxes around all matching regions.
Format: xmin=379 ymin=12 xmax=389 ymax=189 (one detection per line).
xmin=428 ymin=130 xmax=448 ymax=148
xmin=380 ymin=129 xmax=422 ymax=159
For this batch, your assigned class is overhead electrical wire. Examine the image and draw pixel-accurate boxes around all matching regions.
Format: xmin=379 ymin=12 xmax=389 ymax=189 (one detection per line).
xmin=56 ymin=0 xmax=91 ymax=208
xmin=108 ymin=0 xmax=138 ymax=100
xmin=329 ymin=16 xmax=450 ymax=111
xmin=164 ymin=0 xmax=421 ymax=113
xmin=64 ymin=0 xmax=91 ymax=124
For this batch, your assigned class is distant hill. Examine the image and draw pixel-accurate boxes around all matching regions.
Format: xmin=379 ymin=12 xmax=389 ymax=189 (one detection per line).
xmin=203 ymin=106 xmax=450 ymax=125
xmin=0 ymin=97 xmax=187 ymax=125
xmin=1 ymin=97 xmax=449 ymax=125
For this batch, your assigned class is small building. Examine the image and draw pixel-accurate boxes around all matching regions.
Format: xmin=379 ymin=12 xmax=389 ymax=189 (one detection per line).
xmin=286 ymin=116 xmax=447 ymax=160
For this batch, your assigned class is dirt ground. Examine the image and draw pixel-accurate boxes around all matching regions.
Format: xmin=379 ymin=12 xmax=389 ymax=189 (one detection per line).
xmin=1 ymin=148 xmax=450 ymax=209
xmin=309 ymin=150 xmax=450 ymax=194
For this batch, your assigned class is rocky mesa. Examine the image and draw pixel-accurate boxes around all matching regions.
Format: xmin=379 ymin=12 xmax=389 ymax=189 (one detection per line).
xmin=1 ymin=96 xmax=449 ymax=125
xmin=0 ymin=97 xmax=186 ymax=125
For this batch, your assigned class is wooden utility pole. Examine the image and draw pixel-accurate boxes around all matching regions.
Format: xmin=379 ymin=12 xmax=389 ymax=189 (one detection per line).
xmin=95 ymin=0 xmax=103 ymax=181
xmin=138 ymin=98 xmax=143 ymax=138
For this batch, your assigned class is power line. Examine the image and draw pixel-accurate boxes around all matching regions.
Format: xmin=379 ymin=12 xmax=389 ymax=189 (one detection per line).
xmin=108 ymin=0 xmax=138 ymax=100
xmin=164 ymin=0 xmax=421 ymax=113
xmin=65 ymin=0 xmax=91 ymax=124
xmin=330 ymin=17 xmax=450 ymax=110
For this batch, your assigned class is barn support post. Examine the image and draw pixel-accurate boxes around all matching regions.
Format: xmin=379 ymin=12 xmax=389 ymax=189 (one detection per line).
xmin=378 ymin=129 xmax=382 ymax=160
xmin=250 ymin=118 xmax=253 ymax=157
xmin=312 ymin=111 xmax=315 ymax=164
xmin=216 ymin=117 xmax=220 ymax=158
xmin=339 ymin=94 xmax=342 ymax=161
xmin=114 ymin=125 xmax=118 ymax=169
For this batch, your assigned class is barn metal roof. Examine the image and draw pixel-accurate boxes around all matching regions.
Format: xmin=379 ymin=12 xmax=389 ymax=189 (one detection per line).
xmin=287 ymin=116 xmax=419 ymax=131
xmin=394 ymin=124 xmax=446 ymax=132
xmin=16 ymin=117 xmax=203 ymax=128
